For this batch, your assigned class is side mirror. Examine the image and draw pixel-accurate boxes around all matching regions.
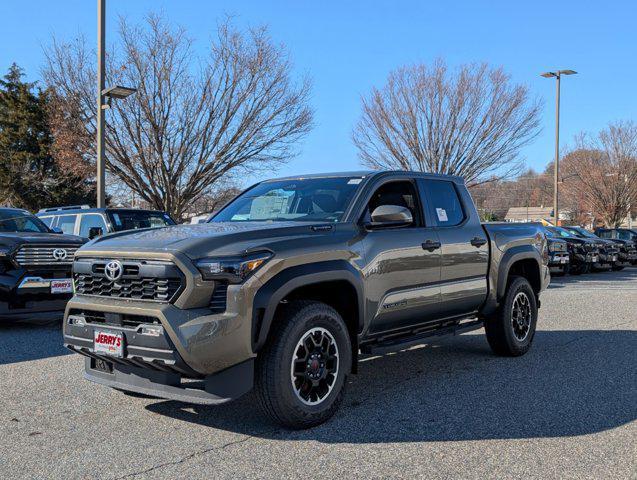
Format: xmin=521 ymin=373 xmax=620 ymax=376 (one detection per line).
xmin=51 ymin=227 xmax=63 ymax=234
xmin=366 ymin=205 xmax=413 ymax=229
xmin=88 ymin=227 xmax=103 ymax=239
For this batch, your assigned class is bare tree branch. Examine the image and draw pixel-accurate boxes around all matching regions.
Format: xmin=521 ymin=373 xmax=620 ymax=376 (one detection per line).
xmin=353 ymin=60 xmax=542 ymax=185
xmin=43 ymin=14 xmax=313 ymax=220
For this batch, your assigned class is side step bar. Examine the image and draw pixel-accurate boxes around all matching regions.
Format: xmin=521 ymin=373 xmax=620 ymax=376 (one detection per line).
xmin=361 ymin=319 xmax=484 ymax=355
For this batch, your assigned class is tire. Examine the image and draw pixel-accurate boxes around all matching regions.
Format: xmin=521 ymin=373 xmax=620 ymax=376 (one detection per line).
xmin=570 ymin=263 xmax=583 ymax=275
xmin=485 ymin=276 xmax=538 ymax=357
xmin=611 ymin=265 xmax=625 ymax=271
xmin=254 ymin=301 xmax=352 ymax=429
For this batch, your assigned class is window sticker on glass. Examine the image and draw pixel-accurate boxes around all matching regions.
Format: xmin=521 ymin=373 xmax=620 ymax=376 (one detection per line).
xmin=249 ymin=191 xmax=293 ymax=220
xmin=347 ymin=178 xmax=362 ymax=185
xmin=112 ymin=213 xmax=122 ymax=226
xmin=436 ymin=208 xmax=448 ymax=222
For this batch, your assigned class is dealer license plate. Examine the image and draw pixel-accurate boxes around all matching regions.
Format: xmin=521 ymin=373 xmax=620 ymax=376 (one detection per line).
xmin=560 ymin=257 xmax=568 ymax=264
xmin=51 ymin=279 xmax=73 ymax=294
xmin=94 ymin=330 xmax=124 ymax=357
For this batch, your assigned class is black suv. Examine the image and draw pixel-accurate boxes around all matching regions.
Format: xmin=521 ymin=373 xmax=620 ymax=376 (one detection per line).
xmin=0 ymin=208 xmax=85 ymax=322
xmin=37 ymin=206 xmax=176 ymax=239
xmin=594 ymin=227 xmax=637 ymax=266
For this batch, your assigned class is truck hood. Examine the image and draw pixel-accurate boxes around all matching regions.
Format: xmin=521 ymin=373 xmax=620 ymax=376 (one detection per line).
xmin=0 ymin=231 xmax=85 ymax=249
xmin=82 ymin=221 xmax=332 ymax=258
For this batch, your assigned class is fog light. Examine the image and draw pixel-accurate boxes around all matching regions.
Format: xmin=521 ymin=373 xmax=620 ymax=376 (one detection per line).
xmin=68 ymin=315 xmax=86 ymax=326
xmin=140 ymin=325 xmax=162 ymax=337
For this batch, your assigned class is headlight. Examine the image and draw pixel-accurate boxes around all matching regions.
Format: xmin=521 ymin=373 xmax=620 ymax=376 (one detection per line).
xmin=0 ymin=246 xmax=12 ymax=257
xmin=195 ymin=251 xmax=273 ymax=283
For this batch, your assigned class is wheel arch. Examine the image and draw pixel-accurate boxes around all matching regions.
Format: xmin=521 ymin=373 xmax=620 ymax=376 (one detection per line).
xmin=497 ymin=246 xmax=542 ymax=300
xmin=252 ymin=261 xmax=364 ymax=360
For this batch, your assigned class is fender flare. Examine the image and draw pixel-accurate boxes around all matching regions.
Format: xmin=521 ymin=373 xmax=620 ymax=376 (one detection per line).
xmin=496 ymin=245 xmax=542 ymax=300
xmin=251 ymin=260 xmax=364 ymax=352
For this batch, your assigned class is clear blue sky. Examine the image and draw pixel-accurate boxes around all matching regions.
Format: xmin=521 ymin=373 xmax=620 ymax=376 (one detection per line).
xmin=1 ymin=0 xmax=635 ymax=186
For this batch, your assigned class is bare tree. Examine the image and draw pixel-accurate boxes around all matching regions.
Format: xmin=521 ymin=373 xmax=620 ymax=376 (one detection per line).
xmin=43 ymin=15 xmax=312 ymax=219
xmin=353 ymin=60 xmax=542 ymax=185
xmin=561 ymin=121 xmax=637 ymax=227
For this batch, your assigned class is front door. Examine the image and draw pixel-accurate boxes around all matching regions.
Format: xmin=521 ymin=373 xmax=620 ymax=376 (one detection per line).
xmin=361 ymin=179 xmax=442 ymax=334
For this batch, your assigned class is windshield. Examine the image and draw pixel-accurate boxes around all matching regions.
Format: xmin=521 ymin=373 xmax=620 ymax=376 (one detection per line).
xmin=107 ymin=210 xmax=176 ymax=232
xmin=546 ymin=226 xmax=576 ymax=239
xmin=565 ymin=227 xmax=597 ymax=239
xmin=0 ymin=209 xmax=51 ymax=233
xmin=211 ymin=177 xmax=364 ymax=223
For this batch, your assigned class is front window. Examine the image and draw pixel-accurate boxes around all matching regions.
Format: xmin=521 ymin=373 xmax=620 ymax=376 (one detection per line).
xmin=107 ymin=210 xmax=176 ymax=232
xmin=566 ymin=227 xmax=597 ymax=239
xmin=0 ymin=210 xmax=51 ymax=233
xmin=79 ymin=214 xmax=108 ymax=237
xmin=546 ymin=226 xmax=576 ymax=239
xmin=211 ymin=177 xmax=364 ymax=223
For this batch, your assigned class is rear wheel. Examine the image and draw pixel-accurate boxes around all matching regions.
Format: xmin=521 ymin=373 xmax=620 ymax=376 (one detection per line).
xmin=485 ymin=276 xmax=537 ymax=356
xmin=255 ymin=301 xmax=352 ymax=429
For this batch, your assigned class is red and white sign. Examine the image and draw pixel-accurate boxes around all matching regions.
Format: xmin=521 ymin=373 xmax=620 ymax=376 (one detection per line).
xmin=51 ymin=279 xmax=73 ymax=294
xmin=94 ymin=330 xmax=124 ymax=357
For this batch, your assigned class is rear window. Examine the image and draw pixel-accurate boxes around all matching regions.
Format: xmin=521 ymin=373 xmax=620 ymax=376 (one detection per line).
xmin=420 ymin=180 xmax=465 ymax=226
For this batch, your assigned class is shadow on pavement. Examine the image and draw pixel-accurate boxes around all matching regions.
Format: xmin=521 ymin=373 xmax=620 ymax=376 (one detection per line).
xmin=0 ymin=321 xmax=69 ymax=365
xmin=146 ymin=329 xmax=637 ymax=442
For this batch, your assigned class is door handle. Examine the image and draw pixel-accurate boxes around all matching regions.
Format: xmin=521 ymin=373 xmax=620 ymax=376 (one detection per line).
xmin=471 ymin=237 xmax=487 ymax=248
xmin=422 ymin=240 xmax=441 ymax=252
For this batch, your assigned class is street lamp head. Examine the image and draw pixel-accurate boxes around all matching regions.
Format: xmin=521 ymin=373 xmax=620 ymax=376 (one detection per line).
xmin=102 ymin=85 xmax=137 ymax=99
xmin=540 ymin=72 xmax=557 ymax=78
xmin=559 ymin=69 xmax=577 ymax=76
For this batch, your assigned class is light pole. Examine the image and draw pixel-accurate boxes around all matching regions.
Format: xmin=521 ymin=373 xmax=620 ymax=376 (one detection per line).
xmin=97 ymin=0 xmax=106 ymax=208
xmin=541 ymin=69 xmax=577 ymax=226
xmin=96 ymin=0 xmax=136 ymax=208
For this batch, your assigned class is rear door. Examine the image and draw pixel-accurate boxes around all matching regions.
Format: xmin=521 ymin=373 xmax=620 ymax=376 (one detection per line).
xmin=418 ymin=179 xmax=489 ymax=317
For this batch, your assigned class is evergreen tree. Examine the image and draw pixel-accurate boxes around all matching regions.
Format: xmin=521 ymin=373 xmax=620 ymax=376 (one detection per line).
xmin=0 ymin=63 xmax=94 ymax=211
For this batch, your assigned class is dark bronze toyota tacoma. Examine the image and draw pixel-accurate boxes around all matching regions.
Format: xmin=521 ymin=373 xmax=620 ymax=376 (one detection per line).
xmin=63 ymin=171 xmax=549 ymax=428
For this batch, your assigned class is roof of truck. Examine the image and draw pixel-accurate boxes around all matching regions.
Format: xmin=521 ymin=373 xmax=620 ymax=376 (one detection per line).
xmin=265 ymin=170 xmax=464 ymax=182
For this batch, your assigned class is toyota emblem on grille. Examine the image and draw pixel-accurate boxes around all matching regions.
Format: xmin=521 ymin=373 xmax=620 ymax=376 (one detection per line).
xmin=52 ymin=248 xmax=68 ymax=261
xmin=104 ymin=260 xmax=123 ymax=282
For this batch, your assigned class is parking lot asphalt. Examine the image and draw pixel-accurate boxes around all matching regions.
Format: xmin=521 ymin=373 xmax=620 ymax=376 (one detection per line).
xmin=1 ymin=269 xmax=636 ymax=479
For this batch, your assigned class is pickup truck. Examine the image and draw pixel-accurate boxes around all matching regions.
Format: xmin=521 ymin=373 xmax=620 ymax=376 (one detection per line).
xmin=1 ymin=208 xmax=86 ymax=322
xmin=63 ymin=171 xmax=549 ymax=428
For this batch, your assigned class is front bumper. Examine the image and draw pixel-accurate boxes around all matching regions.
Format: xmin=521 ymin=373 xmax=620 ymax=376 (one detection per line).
xmin=597 ymin=252 xmax=619 ymax=264
xmin=548 ymin=252 xmax=569 ymax=267
xmin=0 ymin=274 xmax=73 ymax=321
xmin=63 ymin=258 xmax=260 ymax=403
xmin=573 ymin=251 xmax=599 ymax=264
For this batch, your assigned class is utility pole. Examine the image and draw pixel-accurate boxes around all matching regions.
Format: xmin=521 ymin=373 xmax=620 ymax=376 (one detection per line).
xmin=541 ymin=69 xmax=577 ymax=226
xmin=97 ymin=0 xmax=106 ymax=208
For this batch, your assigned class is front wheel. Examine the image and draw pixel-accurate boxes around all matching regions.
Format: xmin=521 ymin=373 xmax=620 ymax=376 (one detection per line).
xmin=254 ymin=301 xmax=352 ymax=429
xmin=485 ymin=276 xmax=538 ymax=356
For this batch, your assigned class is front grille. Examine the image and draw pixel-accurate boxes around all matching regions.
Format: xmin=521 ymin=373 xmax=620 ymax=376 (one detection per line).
xmin=209 ymin=281 xmax=228 ymax=313
xmin=68 ymin=309 xmax=160 ymax=328
xmin=73 ymin=259 xmax=185 ymax=303
xmin=15 ymin=245 xmax=81 ymax=266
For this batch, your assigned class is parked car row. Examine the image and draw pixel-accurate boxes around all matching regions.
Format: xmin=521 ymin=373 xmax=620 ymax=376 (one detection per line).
xmin=545 ymin=225 xmax=637 ymax=276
